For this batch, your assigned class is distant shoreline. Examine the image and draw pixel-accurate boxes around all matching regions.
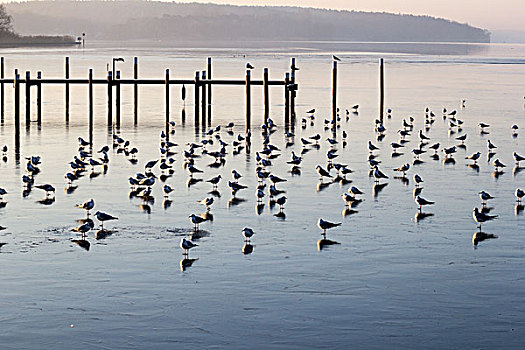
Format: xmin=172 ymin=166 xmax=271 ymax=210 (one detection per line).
xmin=0 ymin=35 xmax=78 ymax=48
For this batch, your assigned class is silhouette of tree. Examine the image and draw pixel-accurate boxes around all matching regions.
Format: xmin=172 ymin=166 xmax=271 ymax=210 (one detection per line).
xmin=0 ymin=5 xmax=13 ymax=34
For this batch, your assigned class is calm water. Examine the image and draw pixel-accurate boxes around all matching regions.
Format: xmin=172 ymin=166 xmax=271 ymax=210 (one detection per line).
xmin=0 ymin=42 xmax=524 ymax=349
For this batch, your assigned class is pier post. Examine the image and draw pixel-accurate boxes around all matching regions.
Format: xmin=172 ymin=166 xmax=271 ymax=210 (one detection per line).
xmin=165 ymin=68 xmax=170 ymax=139
xmin=246 ymin=69 xmax=251 ymax=133
xmin=25 ymin=71 xmax=31 ymax=127
xmin=65 ymin=57 xmax=70 ymax=123
xmin=263 ymin=68 xmax=269 ymax=125
xmin=14 ymin=71 xmax=20 ymax=157
xmin=332 ymin=61 xmax=337 ymax=123
xmin=1 ymin=57 xmax=4 ymax=125
xmin=194 ymin=71 xmax=200 ymax=127
xmin=37 ymin=71 xmax=42 ymax=126
xmin=201 ymin=71 xmax=207 ymax=127
xmin=379 ymin=58 xmax=385 ymax=124
xmin=88 ymin=69 xmax=93 ymax=144
xmin=107 ymin=71 xmax=113 ymax=127
xmin=134 ymin=57 xmax=138 ymax=126
xmin=207 ymin=57 xmax=212 ymax=124
xmin=284 ymin=73 xmax=290 ymax=126
xmin=115 ymin=70 xmax=121 ymax=128
xmin=290 ymin=58 xmax=296 ymax=122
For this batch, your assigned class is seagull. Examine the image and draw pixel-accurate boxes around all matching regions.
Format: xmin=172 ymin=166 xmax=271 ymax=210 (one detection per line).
xmin=443 ymin=146 xmax=457 ymax=158
xmin=246 ymin=63 xmax=254 ymax=70
xmin=199 ymin=197 xmax=214 ymax=210
xmin=333 ymin=55 xmax=341 ymax=61
xmin=180 ymin=238 xmax=198 ymax=255
xmin=306 ymin=108 xmax=315 ymax=114
xmin=163 ymin=185 xmax=174 ymax=197
xmin=94 ymin=211 xmax=118 ymax=230
xmin=493 ymin=159 xmax=506 ymax=172
xmin=187 ymin=165 xmax=203 ymax=177
xmin=419 ymin=130 xmax=430 ymax=141
xmin=349 ymin=186 xmax=364 ymax=198
xmin=318 ymin=218 xmax=341 ymax=235
xmin=206 ymin=175 xmax=222 ymax=189
xmin=232 ymin=170 xmax=242 ymax=183
xmin=368 ymin=141 xmax=379 ymax=153
xmin=456 ymin=134 xmax=467 ymax=144
xmin=479 ymin=122 xmax=490 ymax=130
xmin=71 ymin=221 xmax=94 ymax=236
xmin=316 ymin=165 xmax=332 ymax=181
xmin=394 ymin=163 xmax=410 ymax=177
xmin=413 ymin=174 xmax=423 ymax=187
xmin=473 ymin=207 xmax=497 ymax=230
xmin=415 ymin=196 xmax=434 ymax=212
xmin=373 ymin=166 xmax=388 ymax=183
xmin=189 ymin=214 xmax=206 ymax=231
xmin=479 ymin=191 xmax=495 ymax=206
xmin=276 ymin=196 xmax=287 ymax=211
xmin=35 ymin=184 xmax=55 ymax=197
xmin=487 ymin=140 xmax=497 ymax=151
xmin=242 ymin=227 xmax=255 ymax=242
xmin=429 ymin=143 xmax=440 ymax=154
xmin=76 ymin=199 xmax=95 ymax=216
xmin=516 ymin=188 xmax=524 ymax=203
xmin=466 ymin=152 xmax=481 ymax=164
xmin=514 ymin=152 xmax=525 ymax=166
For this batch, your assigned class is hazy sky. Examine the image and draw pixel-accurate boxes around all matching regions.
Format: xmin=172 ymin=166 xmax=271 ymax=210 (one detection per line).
xmin=172 ymin=0 xmax=524 ymax=31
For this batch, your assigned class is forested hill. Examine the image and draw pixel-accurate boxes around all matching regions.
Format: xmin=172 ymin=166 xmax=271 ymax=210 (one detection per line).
xmin=6 ymin=1 xmax=491 ymax=43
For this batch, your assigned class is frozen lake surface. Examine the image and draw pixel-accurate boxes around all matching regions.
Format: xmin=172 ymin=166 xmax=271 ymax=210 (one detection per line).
xmin=0 ymin=42 xmax=524 ymax=349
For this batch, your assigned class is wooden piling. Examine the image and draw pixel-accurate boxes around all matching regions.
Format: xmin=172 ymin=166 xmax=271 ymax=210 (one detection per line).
xmin=25 ymin=71 xmax=31 ymax=127
xmin=88 ymin=69 xmax=93 ymax=143
xmin=332 ymin=61 xmax=337 ymax=123
xmin=115 ymin=71 xmax=121 ymax=128
xmin=290 ymin=58 xmax=296 ymax=121
xmin=14 ymin=71 xmax=20 ymax=156
xmin=379 ymin=58 xmax=384 ymax=124
xmin=201 ymin=71 xmax=207 ymax=127
xmin=165 ymin=69 xmax=170 ymax=138
xmin=0 ymin=57 xmax=4 ymax=124
xmin=107 ymin=71 xmax=113 ymax=127
xmin=207 ymin=57 xmax=212 ymax=123
xmin=37 ymin=71 xmax=42 ymax=125
xmin=133 ymin=57 xmax=138 ymax=125
xmin=194 ymin=71 xmax=200 ymax=127
xmin=246 ymin=69 xmax=251 ymax=132
xmin=284 ymin=73 xmax=290 ymax=125
xmin=65 ymin=57 xmax=70 ymax=123
xmin=263 ymin=68 xmax=269 ymax=125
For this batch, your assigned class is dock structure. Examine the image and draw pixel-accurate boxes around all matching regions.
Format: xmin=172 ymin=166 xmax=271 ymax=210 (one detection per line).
xmin=0 ymin=57 xmax=299 ymax=158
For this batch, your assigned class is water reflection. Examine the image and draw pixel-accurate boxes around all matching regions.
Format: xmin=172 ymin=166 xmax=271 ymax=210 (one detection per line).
xmin=180 ymin=258 xmax=197 ymax=271
xmin=373 ymin=183 xmax=388 ymax=198
xmin=95 ymin=229 xmax=114 ymax=240
xmin=472 ymin=231 xmax=497 ymax=247
xmin=415 ymin=212 xmax=434 ymax=222
xmin=242 ymin=243 xmax=254 ymax=255
xmin=72 ymin=239 xmax=90 ymax=251
xmin=317 ymin=238 xmax=340 ymax=251
xmin=516 ymin=204 xmax=524 ymax=216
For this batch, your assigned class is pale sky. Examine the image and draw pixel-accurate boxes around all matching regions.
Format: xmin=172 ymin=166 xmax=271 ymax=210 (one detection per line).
xmin=172 ymin=0 xmax=524 ymax=31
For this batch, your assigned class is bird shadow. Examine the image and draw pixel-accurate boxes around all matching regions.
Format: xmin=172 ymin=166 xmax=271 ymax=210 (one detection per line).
xmin=191 ymin=229 xmax=210 ymax=241
xmin=95 ymin=229 xmax=115 ymax=240
xmin=317 ymin=238 xmax=340 ymax=251
xmin=413 ymin=187 xmax=423 ymax=197
xmin=65 ymin=186 xmax=78 ymax=195
xmin=472 ymin=231 xmax=497 ymax=247
xmin=373 ymin=183 xmax=388 ymax=198
xmin=515 ymin=204 xmax=524 ymax=216
xmin=468 ymin=164 xmax=480 ymax=172
xmin=274 ymin=211 xmax=286 ymax=220
xmin=180 ymin=258 xmax=198 ymax=271
xmin=139 ymin=204 xmax=151 ymax=214
xmin=71 ymin=239 xmax=90 ymax=251
xmin=413 ymin=159 xmax=424 ymax=166
xmin=443 ymin=157 xmax=456 ymax=165
xmin=163 ymin=199 xmax=173 ymax=210
xmin=394 ymin=176 xmax=409 ymax=186
xmin=415 ymin=212 xmax=434 ymax=222
xmin=37 ymin=197 xmax=55 ymax=205
xmin=342 ymin=208 xmax=358 ymax=217
xmin=316 ymin=181 xmax=332 ymax=193
xmin=256 ymin=203 xmax=264 ymax=215
xmin=242 ymin=243 xmax=254 ymax=255
xmin=492 ymin=171 xmax=504 ymax=179
xmin=228 ymin=197 xmax=246 ymax=207
xmin=513 ymin=167 xmax=523 ymax=176
xmin=208 ymin=190 xmax=221 ymax=198
xmin=187 ymin=178 xmax=203 ymax=187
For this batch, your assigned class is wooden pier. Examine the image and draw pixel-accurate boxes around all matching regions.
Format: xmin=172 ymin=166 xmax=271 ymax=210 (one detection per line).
xmin=0 ymin=56 xmax=299 ymax=157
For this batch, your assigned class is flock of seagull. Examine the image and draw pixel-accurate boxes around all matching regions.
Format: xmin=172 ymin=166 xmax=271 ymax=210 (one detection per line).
xmin=0 ymin=65 xmax=523 ymax=263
